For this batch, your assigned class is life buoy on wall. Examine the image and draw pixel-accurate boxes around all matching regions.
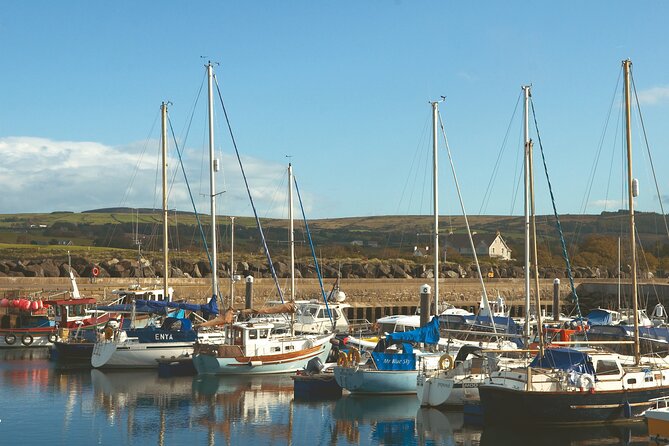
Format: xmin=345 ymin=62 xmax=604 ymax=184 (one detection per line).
xmin=5 ymin=334 xmax=16 ymax=345
xmin=21 ymin=334 xmax=33 ymax=346
xmin=92 ymin=266 xmax=100 ymax=277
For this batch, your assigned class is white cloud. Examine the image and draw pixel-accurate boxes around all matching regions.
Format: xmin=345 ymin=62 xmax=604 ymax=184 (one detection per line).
xmin=591 ymin=199 xmax=624 ymax=209
xmin=0 ymin=136 xmax=297 ymax=218
xmin=636 ymin=86 xmax=669 ymax=105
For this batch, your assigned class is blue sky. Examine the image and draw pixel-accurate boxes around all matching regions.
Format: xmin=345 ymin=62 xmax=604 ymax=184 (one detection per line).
xmin=1 ymin=1 xmax=669 ymax=219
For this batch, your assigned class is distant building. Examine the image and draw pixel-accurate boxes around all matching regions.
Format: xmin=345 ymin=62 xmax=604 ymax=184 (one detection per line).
xmin=443 ymin=231 xmax=512 ymax=261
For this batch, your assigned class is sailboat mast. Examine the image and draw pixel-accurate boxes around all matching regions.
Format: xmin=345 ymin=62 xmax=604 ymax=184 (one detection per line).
xmin=207 ymin=62 xmax=219 ymax=298
xmin=623 ymin=59 xmax=640 ymax=364
xmin=289 ymin=163 xmax=295 ymax=301
xmin=230 ymin=216 xmax=235 ymax=307
xmin=161 ymin=102 xmax=169 ymax=302
xmin=523 ymin=85 xmax=531 ymax=344
xmin=431 ymin=100 xmax=440 ymax=314
xmin=529 ymin=139 xmax=544 ymax=354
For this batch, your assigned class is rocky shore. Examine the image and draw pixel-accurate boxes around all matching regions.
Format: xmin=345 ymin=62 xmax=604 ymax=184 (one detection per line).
xmin=0 ymin=256 xmax=642 ymax=281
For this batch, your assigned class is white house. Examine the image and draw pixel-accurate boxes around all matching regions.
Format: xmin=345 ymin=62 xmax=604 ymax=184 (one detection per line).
xmin=443 ymin=231 xmax=512 ymax=261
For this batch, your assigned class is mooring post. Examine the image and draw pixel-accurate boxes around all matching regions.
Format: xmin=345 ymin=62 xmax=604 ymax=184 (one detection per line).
xmin=420 ymin=284 xmax=431 ymax=327
xmin=553 ymin=278 xmax=560 ymax=322
xmin=245 ymin=276 xmax=254 ymax=310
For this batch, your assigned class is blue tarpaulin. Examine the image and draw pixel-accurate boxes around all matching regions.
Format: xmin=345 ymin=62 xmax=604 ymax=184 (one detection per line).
xmin=586 ymin=309 xmax=614 ymax=326
xmin=529 ymin=348 xmax=596 ymax=375
xmin=386 ymin=316 xmax=441 ymax=345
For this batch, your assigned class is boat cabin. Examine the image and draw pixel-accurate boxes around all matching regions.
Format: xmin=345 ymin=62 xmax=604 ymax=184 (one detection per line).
xmin=227 ymin=322 xmax=290 ymax=356
xmin=42 ymin=297 xmax=108 ymax=330
xmin=112 ymin=287 xmax=174 ymax=305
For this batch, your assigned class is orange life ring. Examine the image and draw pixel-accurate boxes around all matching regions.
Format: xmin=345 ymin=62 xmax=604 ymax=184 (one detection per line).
xmin=347 ymin=347 xmax=361 ymax=365
xmin=92 ymin=266 xmax=100 ymax=277
xmin=337 ymin=351 xmax=348 ymax=367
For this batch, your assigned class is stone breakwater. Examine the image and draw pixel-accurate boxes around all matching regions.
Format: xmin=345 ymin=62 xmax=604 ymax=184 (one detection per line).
xmin=0 ymin=256 xmax=631 ymax=280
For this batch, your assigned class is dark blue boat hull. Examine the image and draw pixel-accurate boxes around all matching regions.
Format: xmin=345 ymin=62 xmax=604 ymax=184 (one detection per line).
xmin=479 ymin=385 xmax=667 ymax=425
xmin=293 ymin=374 xmax=342 ymax=400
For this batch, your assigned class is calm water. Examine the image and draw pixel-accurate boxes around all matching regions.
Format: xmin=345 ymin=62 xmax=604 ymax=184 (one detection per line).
xmin=0 ymin=348 xmax=655 ymax=446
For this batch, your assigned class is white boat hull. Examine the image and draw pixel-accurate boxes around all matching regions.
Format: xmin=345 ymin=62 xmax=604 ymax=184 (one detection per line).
xmin=417 ymin=373 xmax=455 ymax=406
xmin=193 ymin=335 xmax=333 ymax=375
xmin=92 ymin=340 xmax=193 ymax=368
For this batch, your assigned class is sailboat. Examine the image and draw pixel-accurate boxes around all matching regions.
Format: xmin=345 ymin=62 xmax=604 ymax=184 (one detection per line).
xmin=191 ymin=63 xmax=334 ymax=375
xmin=478 ymin=60 xmax=669 ymax=424
xmin=91 ymin=102 xmax=225 ymax=369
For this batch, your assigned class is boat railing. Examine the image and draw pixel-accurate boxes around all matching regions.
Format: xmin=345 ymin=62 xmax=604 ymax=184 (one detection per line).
xmin=649 ymin=396 xmax=669 ymax=409
xmin=348 ymin=319 xmax=372 ymax=334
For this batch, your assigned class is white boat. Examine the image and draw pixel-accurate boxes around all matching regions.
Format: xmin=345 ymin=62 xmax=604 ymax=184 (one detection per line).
xmin=417 ymin=345 xmax=521 ymax=407
xmin=91 ymin=103 xmax=226 ymax=369
xmin=192 ymin=320 xmax=333 ymax=375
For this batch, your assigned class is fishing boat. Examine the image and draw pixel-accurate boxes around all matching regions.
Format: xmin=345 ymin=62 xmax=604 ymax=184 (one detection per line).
xmin=478 ymin=61 xmax=669 ymax=425
xmin=0 ymin=296 xmax=56 ymax=347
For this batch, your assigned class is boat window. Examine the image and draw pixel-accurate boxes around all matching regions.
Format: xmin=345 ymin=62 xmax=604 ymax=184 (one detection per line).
xmin=73 ymin=305 xmax=86 ymax=317
xmin=645 ymin=376 xmax=654 ymax=382
xmin=248 ymin=330 xmax=258 ymax=340
xmin=595 ymin=360 xmax=620 ymax=375
xmin=233 ymin=328 xmax=243 ymax=346
xmin=273 ymin=347 xmax=280 ymax=352
xmin=285 ymin=345 xmax=294 ymax=351
xmin=379 ymin=323 xmax=395 ymax=333
xmin=316 ymin=309 xmax=324 ymax=319
xmin=258 ymin=329 xmax=269 ymax=339
xmin=309 ymin=307 xmax=318 ymax=317
xmin=627 ymin=378 xmax=637 ymax=384
xmin=53 ymin=306 xmax=63 ymax=317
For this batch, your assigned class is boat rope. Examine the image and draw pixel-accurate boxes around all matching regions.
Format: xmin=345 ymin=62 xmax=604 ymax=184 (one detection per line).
xmin=530 ymin=99 xmax=587 ymax=335
xmin=631 ymin=74 xmax=669 ymax=241
xmin=479 ymin=91 xmax=522 ymax=215
xmin=437 ymin=112 xmax=497 ymax=335
xmin=293 ymin=175 xmax=333 ymax=325
xmin=167 ymin=117 xmax=224 ymax=304
xmin=213 ymin=75 xmax=285 ymax=303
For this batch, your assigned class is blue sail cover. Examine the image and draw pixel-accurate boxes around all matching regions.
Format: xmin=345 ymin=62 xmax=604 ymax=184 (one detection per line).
xmin=386 ymin=316 xmax=441 ymax=345
xmin=370 ymin=317 xmax=438 ymax=371
xmin=135 ymin=296 xmax=219 ymax=316
xmin=98 ymin=296 xmax=219 ymax=316
xmin=529 ymin=348 xmax=596 ymax=375
xmin=586 ymin=309 xmax=614 ymax=325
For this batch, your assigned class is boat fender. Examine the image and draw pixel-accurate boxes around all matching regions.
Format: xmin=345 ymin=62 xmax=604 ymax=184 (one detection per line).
xmin=5 ymin=334 xmax=16 ymax=345
xmin=337 ymin=351 xmax=349 ymax=367
xmin=439 ymin=353 xmax=454 ymax=370
xmin=104 ymin=326 xmax=114 ymax=340
xmin=578 ymin=373 xmax=595 ymax=392
xmin=347 ymin=347 xmax=361 ymax=365
xmin=21 ymin=334 xmax=34 ymax=346
xmin=623 ymin=401 xmax=632 ymax=418
xmin=48 ymin=334 xmax=58 ymax=343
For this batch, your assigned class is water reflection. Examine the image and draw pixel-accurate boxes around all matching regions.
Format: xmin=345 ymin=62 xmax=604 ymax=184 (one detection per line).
xmin=479 ymin=423 xmax=649 ymax=446
xmin=0 ymin=348 xmax=657 ymax=446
